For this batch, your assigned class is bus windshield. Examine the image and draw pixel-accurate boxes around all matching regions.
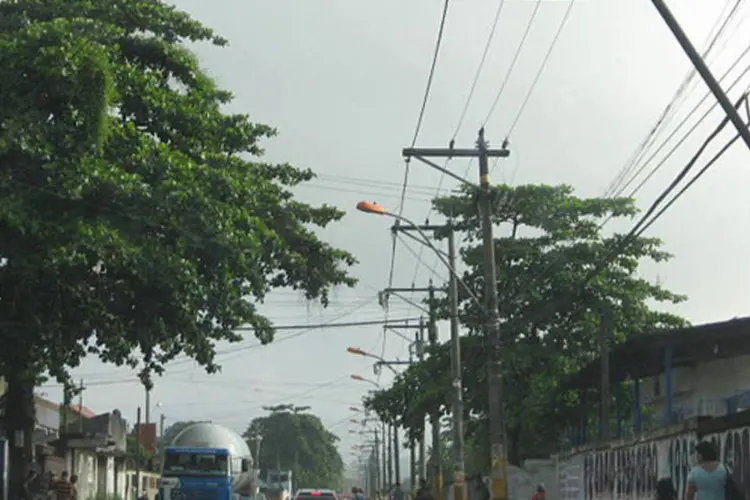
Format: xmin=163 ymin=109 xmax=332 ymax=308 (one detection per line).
xmin=162 ymin=451 xmax=229 ymax=477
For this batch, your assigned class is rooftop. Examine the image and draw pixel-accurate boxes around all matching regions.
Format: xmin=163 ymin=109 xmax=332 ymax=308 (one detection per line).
xmin=563 ymin=316 xmax=750 ymax=390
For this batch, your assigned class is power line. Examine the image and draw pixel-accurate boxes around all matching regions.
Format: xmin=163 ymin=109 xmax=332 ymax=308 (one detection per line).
xmin=604 ymin=0 xmax=745 ymax=198
xmin=505 ymin=0 xmax=577 ymax=139
xmin=386 ymin=0 xmax=452 ymax=365
xmin=624 ymin=93 xmax=748 ymax=242
xmin=454 ymin=0 xmax=507 ymax=137
xmin=636 ymin=119 xmax=747 ymax=236
xmin=483 ymin=0 xmax=543 ymax=126
xmin=622 ymin=49 xmax=750 ymax=200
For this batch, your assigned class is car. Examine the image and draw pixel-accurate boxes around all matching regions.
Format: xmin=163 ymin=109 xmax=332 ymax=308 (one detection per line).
xmin=294 ymin=489 xmax=339 ymax=500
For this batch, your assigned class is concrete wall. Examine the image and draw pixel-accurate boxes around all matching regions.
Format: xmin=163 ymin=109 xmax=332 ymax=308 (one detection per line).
xmin=639 ymin=354 xmax=750 ymax=421
xmin=75 ymin=448 xmax=99 ymax=500
xmin=554 ymin=415 xmax=750 ymax=500
xmin=447 ymin=460 xmax=558 ymax=500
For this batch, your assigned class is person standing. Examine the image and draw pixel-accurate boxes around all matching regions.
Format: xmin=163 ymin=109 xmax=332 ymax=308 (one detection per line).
xmin=53 ymin=471 xmax=74 ymax=500
xmin=686 ymin=441 xmax=742 ymax=500
xmin=69 ymin=474 xmax=79 ymax=500
xmin=531 ymin=484 xmax=546 ymax=500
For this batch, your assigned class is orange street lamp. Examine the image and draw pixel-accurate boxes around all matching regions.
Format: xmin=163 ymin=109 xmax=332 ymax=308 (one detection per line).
xmin=356 ymin=201 xmax=387 ymax=215
xmin=347 ymin=347 xmax=399 ymax=376
xmin=356 ymin=200 xmax=475 ymax=307
xmin=350 ymin=374 xmax=380 ymax=388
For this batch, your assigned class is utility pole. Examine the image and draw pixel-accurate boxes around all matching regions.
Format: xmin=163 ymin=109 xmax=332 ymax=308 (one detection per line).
xmin=391 ymin=222 xmax=466 ymax=497
xmin=160 ymin=413 xmax=166 ymax=439
xmin=428 ymin=284 xmax=443 ymax=500
xmin=381 ymin=422 xmax=387 ymax=494
xmin=409 ymin=348 xmax=417 ymax=498
xmin=599 ymin=306 xmax=612 ymax=441
xmin=383 ymin=315 xmax=429 ymax=485
xmin=651 ymin=0 xmax=750 ymax=151
xmin=393 ymin=424 xmax=400 ymax=484
xmin=447 ymin=226 xmax=466 ymax=500
xmin=417 ymin=320 xmax=427 ymax=484
xmin=387 ymin=423 xmax=393 ymax=489
xmin=145 ymin=386 xmax=151 ymax=425
xmin=78 ymin=379 xmax=84 ymax=432
xmin=403 ymin=129 xmax=510 ymax=500
xmin=374 ymin=429 xmax=381 ymax=493
xmin=135 ymin=407 xmax=142 ymax=497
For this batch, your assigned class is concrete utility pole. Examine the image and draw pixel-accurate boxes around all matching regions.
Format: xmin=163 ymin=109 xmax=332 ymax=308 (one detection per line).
xmin=383 ymin=316 xmax=430 ymax=484
xmin=651 ymin=0 xmax=750 ymax=151
xmin=447 ymin=225 xmax=467 ymax=500
xmin=381 ymin=422 xmax=388 ymax=493
xmin=145 ymin=386 xmax=151 ymax=425
xmin=427 ymin=284 xmax=443 ymax=500
xmin=403 ymin=129 xmax=510 ymax=500
xmin=374 ymin=429 xmax=381 ymax=492
xmin=417 ymin=319 xmax=427 ymax=483
xmin=409 ymin=348 xmax=417 ymax=497
xmin=599 ymin=306 xmax=612 ymax=441
xmin=135 ymin=407 xmax=142 ymax=496
xmin=392 ymin=224 xmax=468 ymax=500
xmin=393 ymin=423 xmax=400 ymax=484
xmin=387 ymin=423 xmax=393 ymax=488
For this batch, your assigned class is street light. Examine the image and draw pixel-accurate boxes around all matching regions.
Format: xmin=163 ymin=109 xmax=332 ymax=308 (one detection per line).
xmin=350 ymin=374 xmax=381 ymax=387
xmin=356 ymin=202 xmax=476 ymax=305
xmin=358 ymin=199 xmax=470 ymax=500
xmin=347 ymin=347 xmax=399 ymax=375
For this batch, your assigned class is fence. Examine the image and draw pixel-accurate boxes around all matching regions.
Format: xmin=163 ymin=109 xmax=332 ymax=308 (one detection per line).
xmin=554 ymin=411 xmax=750 ymax=500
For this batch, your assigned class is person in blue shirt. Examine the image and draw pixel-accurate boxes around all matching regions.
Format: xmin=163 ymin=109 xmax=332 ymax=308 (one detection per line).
xmin=686 ymin=441 xmax=727 ymax=500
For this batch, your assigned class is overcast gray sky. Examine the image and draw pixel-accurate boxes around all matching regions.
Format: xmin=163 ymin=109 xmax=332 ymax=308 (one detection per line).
xmin=40 ymin=0 xmax=750 ymax=472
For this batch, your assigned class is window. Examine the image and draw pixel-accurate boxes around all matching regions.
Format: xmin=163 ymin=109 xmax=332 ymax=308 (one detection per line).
xmin=162 ymin=452 xmax=229 ymax=477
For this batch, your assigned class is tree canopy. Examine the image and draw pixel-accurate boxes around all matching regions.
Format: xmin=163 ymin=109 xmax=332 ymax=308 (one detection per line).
xmin=243 ymin=404 xmax=344 ymax=490
xmin=0 ymin=0 xmax=355 ymax=483
xmin=364 ymin=184 xmax=687 ymax=466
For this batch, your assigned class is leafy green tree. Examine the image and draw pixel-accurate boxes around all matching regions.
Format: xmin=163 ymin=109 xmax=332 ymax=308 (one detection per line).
xmin=244 ymin=404 xmax=344 ymax=490
xmin=0 ymin=0 xmax=356 ymax=486
xmin=125 ymin=434 xmax=155 ymax=470
xmin=365 ymin=184 xmax=687 ymax=465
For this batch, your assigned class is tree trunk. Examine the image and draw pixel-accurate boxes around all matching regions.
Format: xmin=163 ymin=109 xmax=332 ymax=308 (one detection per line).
xmin=5 ymin=371 xmax=36 ymax=495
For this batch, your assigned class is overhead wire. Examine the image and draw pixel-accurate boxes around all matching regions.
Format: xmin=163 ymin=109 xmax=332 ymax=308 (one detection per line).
xmin=636 ymin=111 xmax=748 ymax=236
xmin=368 ymin=3 xmax=750 ymax=427
xmin=504 ymin=0 xmax=577 ymax=139
xmin=622 ymin=44 xmax=750 ymax=200
xmin=407 ymin=0 xmax=511 ymax=305
xmin=383 ymin=0 xmax=451 ymax=364
xmin=383 ymin=99 xmax=749 ymax=409
xmin=418 ymin=0 xmax=575 ymax=287
xmin=605 ymin=0 xmax=746 ymax=198
xmin=483 ymin=0 xmax=544 ymax=127
xmin=625 ymin=93 xmax=748 ymax=241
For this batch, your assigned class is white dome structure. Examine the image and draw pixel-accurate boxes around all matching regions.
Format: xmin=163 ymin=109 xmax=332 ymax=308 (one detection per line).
xmin=171 ymin=422 xmax=252 ymax=463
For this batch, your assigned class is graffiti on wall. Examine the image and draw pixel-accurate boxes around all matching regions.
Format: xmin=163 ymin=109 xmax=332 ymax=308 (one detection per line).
xmin=559 ymin=424 xmax=750 ymax=500
xmin=581 ymin=440 xmax=658 ymax=500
